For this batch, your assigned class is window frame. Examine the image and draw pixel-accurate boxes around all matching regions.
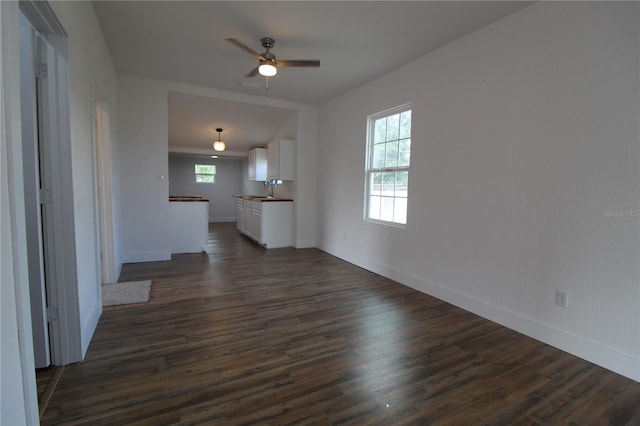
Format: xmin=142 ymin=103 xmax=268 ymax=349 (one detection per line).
xmin=364 ymin=103 xmax=412 ymax=227
xmin=194 ymin=164 xmax=216 ymax=184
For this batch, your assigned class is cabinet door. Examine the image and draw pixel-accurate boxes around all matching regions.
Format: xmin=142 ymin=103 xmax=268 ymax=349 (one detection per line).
xmin=260 ymin=201 xmax=293 ymax=248
xmin=255 ymin=148 xmax=267 ymax=181
xmin=243 ymin=204 xmax=253 ymax=236
xmin=267 ymin=139 xmax=295 ymax=180
xmin=252 ymin=208 xmax=262 ymax=244
xmin=249 ymin=148 xmax=268 ymax=181
xmin=267 ymin=141 xmax=279 ymax=180
xmin=236 ymin=198 xmax=245 ymax=231
xmin=248 ymin=150 xmax=256 ymax=180
xmin=236 ymin=205 xmax=243 ymax=231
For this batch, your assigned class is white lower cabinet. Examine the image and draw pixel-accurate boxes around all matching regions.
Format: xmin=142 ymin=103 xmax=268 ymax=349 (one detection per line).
xmin=251 ymin=207 xmax=262 ymax=243
xmin=243 ymin=201 xmax=254 ymax=237
xmin=259 ymin=201 xmax=293 ymax=248
xmin=235 ymin=197 xmax=293 ymax=248
xmin=236 ymin=197 xmax=244 ymax=232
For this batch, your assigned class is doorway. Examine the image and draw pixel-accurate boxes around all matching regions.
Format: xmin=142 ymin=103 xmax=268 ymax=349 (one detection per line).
xmin=20 ymin=12 xmax=51 ymax=369
xmin=19 ymin=0 xmax=83 ymax=369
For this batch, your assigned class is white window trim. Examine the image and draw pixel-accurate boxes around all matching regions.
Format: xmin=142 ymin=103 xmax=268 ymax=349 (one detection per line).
xmin=364 ymin=103 xmax=412 ymax=227
xmin=195 ymin=164 xmax=216 ymax=183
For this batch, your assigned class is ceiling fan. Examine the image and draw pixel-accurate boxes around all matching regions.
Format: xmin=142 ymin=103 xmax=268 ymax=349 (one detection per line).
xmin=226 ymin=37 xmax=320 ymax=78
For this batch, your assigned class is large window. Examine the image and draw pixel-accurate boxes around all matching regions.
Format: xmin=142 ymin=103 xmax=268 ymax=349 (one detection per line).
xmin=195 ymin=164 xmax=216 ymax=183
xmin=365 ymin=104 xmax=411 ymax=225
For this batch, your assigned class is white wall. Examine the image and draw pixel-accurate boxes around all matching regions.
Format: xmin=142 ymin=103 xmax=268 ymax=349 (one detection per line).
xmin=49 ymin=0 xmax=118 ymax=356
xmin=293 ymin=106 xmax=318 ymax=248
xmin=317 ymin=2 xmax=639 ymax=381
xmin=117 ymin=76 xmax=170 ymax=263
xmin=1 ymin=2 xmax=37 ymax=423
xmin=169 ymin=155 xmax=242 ymax=222
xmin=117 ymin=76 xmax=318 ymax=263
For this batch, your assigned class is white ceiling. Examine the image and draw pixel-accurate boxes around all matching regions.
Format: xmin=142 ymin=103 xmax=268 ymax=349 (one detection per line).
xmin=93 ymin=1 xmax=531 ymax=155
xmin=168 ymin=92 xmax=295 ymax=156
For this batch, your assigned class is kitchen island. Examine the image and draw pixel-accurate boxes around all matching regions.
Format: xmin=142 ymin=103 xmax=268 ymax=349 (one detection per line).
xmin=169 ymin=196 xmax=209 ymax=253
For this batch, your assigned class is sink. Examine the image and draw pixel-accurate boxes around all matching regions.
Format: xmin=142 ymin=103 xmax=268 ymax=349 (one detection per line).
xmin=242 ymin=195 xmax=270 ymax=200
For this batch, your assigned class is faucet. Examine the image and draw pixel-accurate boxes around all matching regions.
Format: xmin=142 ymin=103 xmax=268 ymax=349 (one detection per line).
xmin=264 ymin=179 xmax=283 ymax=198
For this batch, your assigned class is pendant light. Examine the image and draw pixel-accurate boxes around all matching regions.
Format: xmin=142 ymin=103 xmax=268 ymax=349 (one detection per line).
xmin=213 ymin=128 xmax=226 ymax=152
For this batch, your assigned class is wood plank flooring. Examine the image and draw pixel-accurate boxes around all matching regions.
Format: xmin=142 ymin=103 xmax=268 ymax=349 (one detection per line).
xmin=36 ymin=365 xmax=64 ymax=417
xmin=41 ymin=223 xmax=640 ymax=425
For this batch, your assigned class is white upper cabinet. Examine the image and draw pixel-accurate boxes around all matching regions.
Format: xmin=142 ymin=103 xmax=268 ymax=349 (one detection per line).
xmin=248 ymin=148 xmax=267 ymax=181
xmin=267 ymin=139 xmax=296 ymax=181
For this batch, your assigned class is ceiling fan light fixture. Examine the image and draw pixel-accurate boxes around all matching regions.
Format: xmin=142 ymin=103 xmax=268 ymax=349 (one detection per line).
xmin=258 ymin=60 xmax=277 ymax=77
xmin=213 ymin=128 xmax=226 ymax=152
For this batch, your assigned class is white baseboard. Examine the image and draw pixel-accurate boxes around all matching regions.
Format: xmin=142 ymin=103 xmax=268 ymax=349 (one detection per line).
xmin=122 ymin=250 xmax=171 ymax=263
xmin=295 ymin=238 xmax=316 ymax=248
xmin=80 ymin=297 xmax=101 ymax=359
xmin=319 ymin=242 xmax=639 ymax=382
xmin=210 ymin=216 xmax=235 ymax=223
xmin=114 ymin=261 xmax=122 ymax=281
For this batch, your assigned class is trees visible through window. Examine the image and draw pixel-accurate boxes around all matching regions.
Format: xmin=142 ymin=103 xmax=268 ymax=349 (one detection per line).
xmin=366 ymin=105 xmax=411 ymax=225
xmin=195 ymin=164 xmax=216 ymax=183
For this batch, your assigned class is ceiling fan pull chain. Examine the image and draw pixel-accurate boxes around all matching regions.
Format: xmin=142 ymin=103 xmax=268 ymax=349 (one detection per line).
xmin=265 ymin=75 xmax=270 ymax=97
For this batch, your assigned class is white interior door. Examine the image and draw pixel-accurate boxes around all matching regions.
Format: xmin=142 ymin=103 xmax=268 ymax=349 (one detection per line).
xmin=19 ymin=13 xmax=50 ymax=368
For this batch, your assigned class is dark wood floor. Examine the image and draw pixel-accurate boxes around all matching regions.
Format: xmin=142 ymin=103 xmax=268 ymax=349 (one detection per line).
xmin=41 ymin=223 xmax=639 ymax=425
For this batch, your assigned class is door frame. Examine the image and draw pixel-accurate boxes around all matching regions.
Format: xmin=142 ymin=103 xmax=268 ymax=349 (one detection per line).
xmin=93 ymin=88 xmax=116 ymax=285
xmin=20 ymin=12 xmax=51 ymax=369
xmin=19 ymin=0 xmax=82 ymax=366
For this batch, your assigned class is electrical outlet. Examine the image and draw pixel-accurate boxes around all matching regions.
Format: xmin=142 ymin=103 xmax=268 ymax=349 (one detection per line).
xmin=555 ymin=290 xmax=568 ymax=308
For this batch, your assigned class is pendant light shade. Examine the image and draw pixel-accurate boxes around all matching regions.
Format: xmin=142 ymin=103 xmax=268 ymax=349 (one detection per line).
xmin=213 ymin=128 xmax=226 ymax=152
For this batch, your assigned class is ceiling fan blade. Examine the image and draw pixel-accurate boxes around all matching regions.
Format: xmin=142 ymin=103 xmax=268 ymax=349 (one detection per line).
xmin=226 ymin=38 xmax=265 ymax=61
xmin=246 ymin=66 xmax=259 ymax=78
xmin=277 ymin=59 xmax=320 ymax=68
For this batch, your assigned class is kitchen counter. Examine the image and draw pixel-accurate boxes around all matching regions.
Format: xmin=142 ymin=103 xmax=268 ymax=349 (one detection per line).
xmin=234 ymin=195 xmax=293 ymax=202
xmin=236 ymin=196 xmax=293 ymax=248
xmin=170 ymin=196 xmax=209 ymax=202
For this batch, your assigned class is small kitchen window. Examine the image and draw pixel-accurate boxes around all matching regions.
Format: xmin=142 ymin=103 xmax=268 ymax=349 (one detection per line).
xmin=365 ymin=104 xmax=411 ymax=226
xmin=195 ymin=164 xmax=216 ymax=183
